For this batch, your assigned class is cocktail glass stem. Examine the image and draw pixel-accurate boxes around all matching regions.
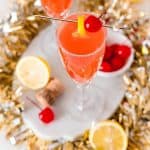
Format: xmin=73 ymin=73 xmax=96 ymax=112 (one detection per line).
xmin=76 ymin=83 xmax=90 ymax=111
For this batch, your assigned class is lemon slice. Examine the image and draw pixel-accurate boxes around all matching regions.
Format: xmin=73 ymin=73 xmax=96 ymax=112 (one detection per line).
xmin=89 ymin=120 xmax=128 ymax=150
xmin=16 ymin=56 xmax=50 ymax=90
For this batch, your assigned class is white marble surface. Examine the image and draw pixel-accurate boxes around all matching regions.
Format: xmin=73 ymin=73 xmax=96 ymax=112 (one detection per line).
xmin=18 ymin=27 xmax=129 ymax=141
xmin=0 ymin=130 xmax=25 ymax=150
xmin=0 ymin=1 xmax=29 ymax=149
xmin=0 ymin=0 xmax=149 ymax=150
xmin=0 ymin=0 xmax=11 ymax=19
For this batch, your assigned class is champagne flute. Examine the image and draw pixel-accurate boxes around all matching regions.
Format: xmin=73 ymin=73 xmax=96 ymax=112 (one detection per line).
xmin=56 ymin=12 xmax=107 ymax=120
xmin=40 ymin=0 xmax=73 ymax=55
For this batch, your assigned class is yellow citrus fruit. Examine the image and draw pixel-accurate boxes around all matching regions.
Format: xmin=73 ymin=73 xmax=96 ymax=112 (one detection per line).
xmin=16 ymin=56 xmax=50 ymax=90
xmin=89 ymin=120 xmax=128 ymax=150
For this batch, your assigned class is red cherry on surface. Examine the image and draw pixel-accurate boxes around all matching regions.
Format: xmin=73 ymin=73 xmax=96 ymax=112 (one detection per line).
xmin=100 ymin=61 xmax=112 ymax=72
xmin=111 ymin=56 xmax=125 ymax=71
xmin=84 ymin=15 xmax=103 ymax=32
xmin=39 ymin=107 xmax=54 ymax=124
xmin=114 ymin=45 xmax=131 ymax=59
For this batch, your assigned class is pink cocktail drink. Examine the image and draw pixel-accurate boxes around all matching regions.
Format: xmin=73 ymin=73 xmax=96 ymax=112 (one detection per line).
xmin=57 ymin=13 xmax=106 ymax=83
xmin=56 ymin=13 xmax=107 ymax=120
xmin=41 ymin=0 xmax=72 ymax=17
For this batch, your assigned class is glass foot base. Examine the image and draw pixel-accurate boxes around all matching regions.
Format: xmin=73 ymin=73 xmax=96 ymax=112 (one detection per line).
xmin=68 ymin=85 xmax=105 ymax=121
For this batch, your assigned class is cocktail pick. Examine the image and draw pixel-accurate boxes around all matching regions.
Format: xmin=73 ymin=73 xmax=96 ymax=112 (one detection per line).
xmin=26 ymin=97 xmax=54 ymax=124
xmin=27 ymin=14 xmax=129 ymax=31
xmin=27 ymin=14 xmax=76 ymax=23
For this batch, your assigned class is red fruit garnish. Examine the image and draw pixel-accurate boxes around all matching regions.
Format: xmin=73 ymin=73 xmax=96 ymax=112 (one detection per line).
xmin=114 ymin=45 xmax=131 ymax=59
xmin=104 ymin=46 xmax=114 ymax=60
xmin=84 ymin=15 xmax=103 ymax=32
xmin=100 ymin=61 xmax=112 ymax=72
xmin=39 ymin=107 xmax=54 ymax=124
xmin=111 ymin=56 xmax=125 ymax=71
xmin=109 ymin=44 xmax=119 ymax=51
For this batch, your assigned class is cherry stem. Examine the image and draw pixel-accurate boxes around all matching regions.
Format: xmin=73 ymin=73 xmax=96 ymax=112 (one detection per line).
xmin=98 ymin=9 xmax=108 ymax=19
xmin=98 ymin=14 xmax=104 ymax=19
xmin=26 ymin=96 xmax=42 ymax=110
xmin=32 ymin=15 xmax=129 ymax=30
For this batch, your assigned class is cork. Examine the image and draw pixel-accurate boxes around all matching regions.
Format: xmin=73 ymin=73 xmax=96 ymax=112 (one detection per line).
xmin=36 ymin=77 xmax=64 ymax=107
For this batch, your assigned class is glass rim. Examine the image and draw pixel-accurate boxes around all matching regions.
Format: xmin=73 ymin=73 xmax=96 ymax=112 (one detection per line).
xmin=56 ymin=12 xmax=107 ymax=57
xmin=41 ymin=0 xmax=73 ymax=18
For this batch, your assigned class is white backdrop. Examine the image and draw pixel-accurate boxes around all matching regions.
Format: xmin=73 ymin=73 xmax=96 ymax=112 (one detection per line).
xmin=0 ymin=0 xmax=149 ymax=149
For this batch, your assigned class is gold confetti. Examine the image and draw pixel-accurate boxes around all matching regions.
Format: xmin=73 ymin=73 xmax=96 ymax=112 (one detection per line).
xmin=142 ymin=45 xmax=149 ymax=55
xmin=130 ymin=0 xmax=140 ymax=3
xmin=0 ymin=0 xmax=150 ymax=150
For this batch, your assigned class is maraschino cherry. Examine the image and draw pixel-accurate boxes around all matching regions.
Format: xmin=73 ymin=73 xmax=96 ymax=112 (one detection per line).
xmin=84 ymin=15 xmax=103 ymax=32
xmin=111 ymin=56 xmax=125 ymax=71
xmin=39 ymin=107 xmax=54 ymax=124
xmin=26 ymin=97 xmax=54 ymax=124
xmin=104 ymin=45 xmax=115 ymax=60
xmin=100 ymin=44 xmax=131 ymax=72
xmin=114 ymin=45 xmax=131 ymax=59
xmin=101 ymin=61 xmax=112 ymax=72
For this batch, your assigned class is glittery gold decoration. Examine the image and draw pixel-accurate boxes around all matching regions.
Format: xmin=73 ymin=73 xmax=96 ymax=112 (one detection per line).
xmin=130 ymin=0 xmax=140 ymax=3
xmin=0 ymin=0 xmax=150 ymax=150
xmin=0 ymin=0 xmax=50 ymax=149
xmin=78 ymin=0 xmax=150 ymax=150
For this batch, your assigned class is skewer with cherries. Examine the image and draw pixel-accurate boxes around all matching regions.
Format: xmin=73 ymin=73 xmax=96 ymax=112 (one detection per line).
xmin=30 ymin=14 xmax=131 ymax=72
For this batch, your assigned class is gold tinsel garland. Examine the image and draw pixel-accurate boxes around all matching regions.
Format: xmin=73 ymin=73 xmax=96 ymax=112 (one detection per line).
xmin=0 ymin=0 xmax=150 ymax=149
